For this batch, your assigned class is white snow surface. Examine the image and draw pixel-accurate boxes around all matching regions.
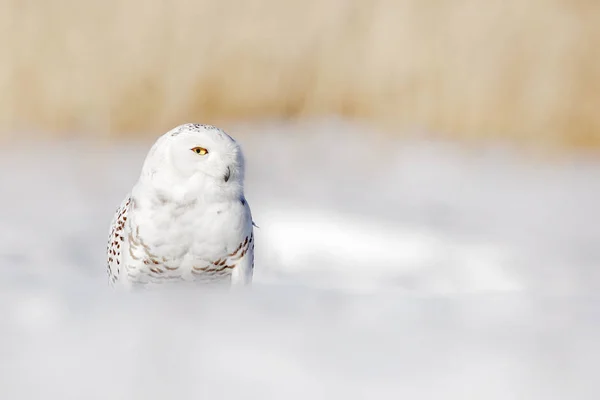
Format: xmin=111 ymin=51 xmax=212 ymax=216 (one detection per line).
xmin=1 ymin=120 xmax=599 ymax=399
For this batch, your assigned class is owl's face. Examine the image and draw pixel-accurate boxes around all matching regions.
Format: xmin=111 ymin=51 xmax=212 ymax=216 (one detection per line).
xmin=165 ymin=124 xmax=245 ymax=186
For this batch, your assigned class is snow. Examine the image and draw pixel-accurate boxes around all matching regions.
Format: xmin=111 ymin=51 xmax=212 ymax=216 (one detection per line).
xmin=0 ymin=120 xmax=599 ymax=399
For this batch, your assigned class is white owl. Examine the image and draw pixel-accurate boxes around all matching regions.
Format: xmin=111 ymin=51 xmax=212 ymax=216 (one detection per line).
xmin=106 ymin=123 xmax=255 ymax=289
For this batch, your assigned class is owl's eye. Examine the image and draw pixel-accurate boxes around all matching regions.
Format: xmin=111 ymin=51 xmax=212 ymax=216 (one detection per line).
xmin=191 ymin=147 xmax=208 ymax=155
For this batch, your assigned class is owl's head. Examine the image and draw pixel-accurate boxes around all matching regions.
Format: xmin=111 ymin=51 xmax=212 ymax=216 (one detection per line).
xmin=139 ymin=123 xmax=246 ymax=198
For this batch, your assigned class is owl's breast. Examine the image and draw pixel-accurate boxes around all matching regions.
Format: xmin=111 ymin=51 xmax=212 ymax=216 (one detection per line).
xmin=130 ymin=197 xmax=249 ymax=270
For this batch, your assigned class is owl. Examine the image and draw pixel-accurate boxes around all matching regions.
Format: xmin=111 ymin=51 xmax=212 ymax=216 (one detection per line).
xmin=106 ymin=123 xmax=255 ymax=289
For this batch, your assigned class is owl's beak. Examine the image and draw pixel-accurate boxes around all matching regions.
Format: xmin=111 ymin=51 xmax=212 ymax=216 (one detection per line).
xmin=224 ymin=166 xmax=231 ymax=182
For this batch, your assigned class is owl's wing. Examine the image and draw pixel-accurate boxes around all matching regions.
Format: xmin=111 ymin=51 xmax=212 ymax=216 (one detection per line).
xmin=229 ymin=200 xmax=255 ymax=285
xmin=228 ymin=229 xmax=255 ymax=286
xmin=106 ymin=195 xmax=131 ymax=286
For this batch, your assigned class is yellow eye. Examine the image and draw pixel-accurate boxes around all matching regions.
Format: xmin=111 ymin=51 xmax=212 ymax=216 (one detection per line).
xmin=191 ymin=147 xmax=208 ymax=155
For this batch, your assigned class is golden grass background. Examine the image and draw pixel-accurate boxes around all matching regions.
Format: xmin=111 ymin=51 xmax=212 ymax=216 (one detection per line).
xmin=0 ymin=0 xmax=599 ymax=149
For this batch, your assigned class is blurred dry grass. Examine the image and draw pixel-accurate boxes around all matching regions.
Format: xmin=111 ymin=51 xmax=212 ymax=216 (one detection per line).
xmin=0 ymin=0 xmax=599 ymax=149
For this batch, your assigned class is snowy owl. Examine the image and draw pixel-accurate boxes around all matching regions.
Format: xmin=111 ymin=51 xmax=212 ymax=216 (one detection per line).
xmin=106 ymin=123 xmax=255 ymax=289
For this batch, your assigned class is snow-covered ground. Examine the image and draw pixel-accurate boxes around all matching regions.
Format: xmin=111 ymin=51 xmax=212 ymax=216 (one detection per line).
xmin=1 ymin=120 xmax=599 ymax=399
